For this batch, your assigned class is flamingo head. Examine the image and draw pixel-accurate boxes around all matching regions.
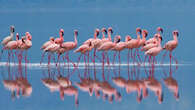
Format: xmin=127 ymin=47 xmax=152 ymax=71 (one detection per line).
xmin=60 ymin=29 xmax=64 ymax=36
xmin=173 ymin=30 xmax=179 ymax=37
xmin=142 ymin=29 xmax=148 ymax=37
xmin=136 ymin=27 xmax=142 ymax=34
xmin=16 ymin=33 xmax=19 ymax=40
xmin=95 ymin=28 xmax=100 ymax=36
xmin=74 ymin=30 xmax=78 ymax=36
xmin=157 ymin=27 xmax=163 ymax=34
xmin=125 ymin=35 xmax=132 ymax=42
xmin=158 ymin=34 xmax=163 ymax=41
xmin=101 ymin=28 xmax=107 ymax=35
xmin=108 ymin=27 xmax=113 ymax=34
xmin=114 ymin=35 xmax=121 ymax=43
xmin=10 ymin=25 xmax=15 ymax=33
xmin=50 ymin=37 xmax=55 ymax=41
xmin=25 ymin=32 xmax=32 ymax=40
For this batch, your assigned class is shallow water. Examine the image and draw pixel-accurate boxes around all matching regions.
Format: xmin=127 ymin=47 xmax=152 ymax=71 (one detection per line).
xmin=0 ymin=63 xmax=194 ymax=110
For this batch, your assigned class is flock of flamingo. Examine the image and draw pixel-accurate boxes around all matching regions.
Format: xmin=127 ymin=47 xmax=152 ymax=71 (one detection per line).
xmin=1 ymin=25 xmax=178 ymax=70
xmin=0 ymin=25 xmax=179 ymax=107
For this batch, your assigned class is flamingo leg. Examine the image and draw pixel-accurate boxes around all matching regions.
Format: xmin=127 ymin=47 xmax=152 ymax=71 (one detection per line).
xmin=56 ymin=53 xmax=61 ymax=66
xmin=112 ymin=51 xmax=117 ymax=67
xmin=118 ymin=51 xmax=121 ymax=76
xmin=128 ymin=49 xmax=130 ymax=75
xmin=136 ymin=49 xmax=142 ymax=64
xmin=40 ymin=51 xmax=46 ymax=65
xmin=102 ymin=52 xmax=105 ymax=74
xmin=161 ymin=50 xmax=167 ymax=65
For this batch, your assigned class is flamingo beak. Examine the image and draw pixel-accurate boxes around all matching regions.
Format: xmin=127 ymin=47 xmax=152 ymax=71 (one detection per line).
xmin=75 ymin=31 xmax=78 ymax=36
xmin=96 ymin=31 xmax=99 ymax=36
xmin=110 ymin=29 xmax=113 ymax=34
xmin=105 ymin=30 xmax=107 ymax=35
xmin=61 ymin=31 xmax=64 ymax=36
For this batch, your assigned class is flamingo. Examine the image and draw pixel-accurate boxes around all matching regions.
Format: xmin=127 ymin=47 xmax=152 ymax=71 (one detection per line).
xmin=145 ymin=27 xmax=163 ymax=44
xmin=83 ymin=28 xmax=100 ymax=45
xmin=74 ymin=41 xmax=94 ymax=68
xmin=97 ymin=27 xmax=116 ymax=68
xmin=1 ymin=25 xmax=15 ymax=46
xmin=59 ymin=86 xmax=79 ymax=107
xmin=141 ymin=34 xmax=159 ymax=51
xmin=111 ymin=35 xmax=127 ymax=66
xmin=125 ymin=28 xmax=142 ymax=65
xmin=40 ymin=37 xmax=55 ymax=64
xmin=43 ymin=40 xmax=60 ymax=65
xmin=162 ymin=30 xmax=179 ymax=65
xmin=145 ymin=34 xmax=162 ymax=68
xmin=18 ymin=32 xmax=32 ymax=64
xmin=57 ymin=30 xmax=78 ymax=67
xmin=54 ymin=29 xmax=64 ymax=44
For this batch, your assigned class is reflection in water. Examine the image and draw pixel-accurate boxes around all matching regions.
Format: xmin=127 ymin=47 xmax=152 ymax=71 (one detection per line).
xmin=0 ymin=61 xmax=179 ymax=107
xmin=2 ymin=64 xmax=32 ymax=100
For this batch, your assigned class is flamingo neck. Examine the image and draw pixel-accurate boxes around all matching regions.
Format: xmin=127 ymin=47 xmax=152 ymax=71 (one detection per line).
xmin=16 ymin=35 xmax=19 ymax=41
xmin=94 ymin=33 xmax=97 ymax=39
xmin=108 ymin=31 xmax=112 ymax=41
xmin=102 ymin=32 xmax=105 ymax=39
xmin=10 ymin=33 xmax=14 ymax=37
xmin=136 ymin=32 xmax=141 ymax=40
xmin=74 ymin=33 xmax=78 ymax=45
xmin=173 ymin=35 xmax=178 ymax=42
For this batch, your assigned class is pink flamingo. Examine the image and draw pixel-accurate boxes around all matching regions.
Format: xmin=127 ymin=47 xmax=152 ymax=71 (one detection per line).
xmin=57 ymin=30 xmax=78 ymax=67
xmin=83 ymin=29 xmax=100 ymax=45
xmin=97 ymin=27 xmax=115 ymax=68
xmin=43 ymin=40 xmax=60 ymax=65
xmin=3 ymin=33 xmax=20 ymax=63
xmin=40 ymin=37 xmax=55 ymax=64
xmin=125 ymin=28 xmax=142 ymax=65
xmin=59 ymin=86 xmax=79 ymax=107
xmin=111 ymin=35 xmax=127 ymax=66
xmin=0 ymin=26 xmax=15 ymax=61
xmin=54 ymin=29 xmax=64 ymax=44
xmin=145 ymin=34 xmax=162 ymax=72
xmin=145 ymin=27 xmax=163 ymax=44
xmin=74 ymin=41 xmax=94 ymax=69
xmin=162 ymin=30 xmax=179 ymax=65
xmin=1 ymin=26 xmax=15 ymax=46
xmin=17 ymin=32 xmax=32 ymax=64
